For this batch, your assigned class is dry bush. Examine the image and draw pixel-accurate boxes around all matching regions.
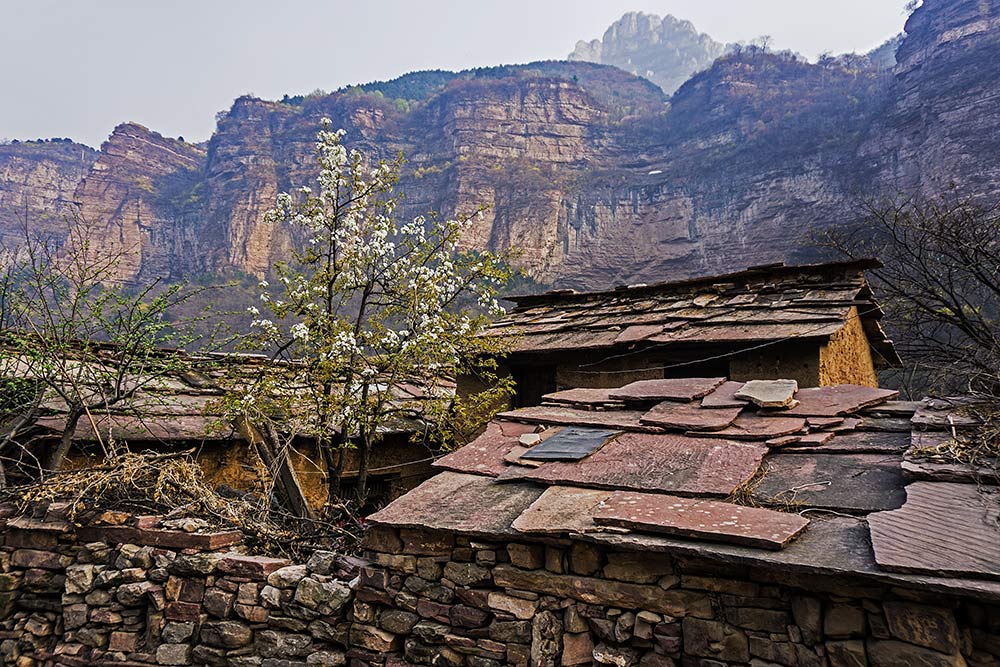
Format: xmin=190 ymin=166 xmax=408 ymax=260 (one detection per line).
xmin=0 ymin=449 xmax=361 ymax=559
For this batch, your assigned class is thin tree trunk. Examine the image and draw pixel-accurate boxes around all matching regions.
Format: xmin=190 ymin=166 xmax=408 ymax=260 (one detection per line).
xmin=46 ymin=406 xmax=83 ymax=473
xmin=327 ymin=434 xmax=347 ymax=500
xmin=356 ymin=435 xmax=370 ymax=502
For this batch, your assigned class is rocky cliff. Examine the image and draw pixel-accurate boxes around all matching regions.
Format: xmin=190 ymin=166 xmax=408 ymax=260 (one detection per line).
xmin=569 ymin=12 xmax=730 ymax=95
xmin=0 ymin=0 xmax=997 ymax=290
xmin=0 ymin=139 xmax=96 ymax=248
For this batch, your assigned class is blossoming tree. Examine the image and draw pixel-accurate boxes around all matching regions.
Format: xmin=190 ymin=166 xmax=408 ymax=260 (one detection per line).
xmin=233 ymin=120 xmax=513 ymax=503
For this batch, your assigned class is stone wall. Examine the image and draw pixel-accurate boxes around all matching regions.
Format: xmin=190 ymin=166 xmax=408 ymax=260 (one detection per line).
xmin=0 ymin=504 xmax=357 ymax=667
xmin=3 ymin=506 xmax=1000 ymax=667
xmin=358 ymin=525 xmax=1000 ymax=667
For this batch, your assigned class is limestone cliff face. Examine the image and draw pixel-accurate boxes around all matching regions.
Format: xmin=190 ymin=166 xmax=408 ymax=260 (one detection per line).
xmin=0 ymin=140 xmax=96 ymax=247
xmin=862 ymin=0 xmax=1000 ymax=199
xmin=0 ymin=0 xmax=997 ymax=291
xmin=569 ymin=12 xmax=729 ymax=95
xmin=72 ymin=123 xmax=206 ymax=282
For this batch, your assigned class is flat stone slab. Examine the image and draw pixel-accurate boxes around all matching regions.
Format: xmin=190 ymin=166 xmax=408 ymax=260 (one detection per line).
xmin=520 ymin=427 xmax=620 ymax=462
xmin=701 ymin=381 xmax=749 ymax=409
xmin=542 ymin=388 xmax=623 ymax=408
xmin=640 ymin=402 xmax=742 ymax=431
xmin=911 ymin=400 xmax=982 ymax=428
xmin=695 ymin=414 xmax=807 ymax=440
xmin=367 ymin=471 xmax=543 ymax=537
xmin=497 ymin=406 xmax=663 ymax=432
xmin=501 ymin=433 xmax=767 ymax=497
xmin=593 ymin=490 xmax=810 ymax=550
xmin=793 ymin=431 xmax=835 ymax=446
xmin=512 ymin=486 xmax=613 ymax=535
xmin=608 ymin=377 xmax=726 ymax=402
xmin=433 ymin=420 xmax=539 ymax=477
xmin=860 ymin=400 xmax=923 ymax=416
xmin=868 ymin=482 xmax=1000 ymax=580
xmin=753 ymin=453 xmax=906 ymax=513
xmin=734 ymin=379 xmax=799 ymax=408
xmin=780 ymin=385 xmax=899 ymax=416
xmin=782 ymin=431 xmax=910 ymax=454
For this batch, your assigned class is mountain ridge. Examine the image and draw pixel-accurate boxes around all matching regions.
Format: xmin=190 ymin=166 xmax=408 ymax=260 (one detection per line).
xmin=1 ymin=0 xmax=998 ymax=292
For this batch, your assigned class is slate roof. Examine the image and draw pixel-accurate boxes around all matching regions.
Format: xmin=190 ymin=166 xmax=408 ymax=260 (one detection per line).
xmin=0 ymin=345 xmax=450 ymax=444
xmin=483 ymin=260 xmax=900 ymax=366
xmin=369 ymin=378 xmax=1000 ymax=599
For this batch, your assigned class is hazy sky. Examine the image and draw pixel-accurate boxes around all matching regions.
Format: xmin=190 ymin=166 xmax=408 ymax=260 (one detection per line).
xmin=1 ymin=1 xmax=910 ymax=148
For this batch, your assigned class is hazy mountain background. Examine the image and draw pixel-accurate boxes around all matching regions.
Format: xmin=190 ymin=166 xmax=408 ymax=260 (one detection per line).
xmin=1 ymin=0 xmax=997 ymax=297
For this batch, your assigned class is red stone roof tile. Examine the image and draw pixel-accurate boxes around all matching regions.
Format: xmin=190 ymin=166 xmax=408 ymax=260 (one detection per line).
xmin=372 ymin=378 xmax=997 ymax=587
xmin=593 ymin=491 xmax=810 ymax=550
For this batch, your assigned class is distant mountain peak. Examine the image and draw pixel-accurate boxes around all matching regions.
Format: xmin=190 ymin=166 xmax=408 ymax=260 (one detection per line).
xmin=569 ymin=11 xmax=730 ymax=94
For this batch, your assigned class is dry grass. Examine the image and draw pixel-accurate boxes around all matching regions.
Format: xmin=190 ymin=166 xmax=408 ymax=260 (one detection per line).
xmin=1 ymin=449 xmax=361 ymax=559
xmin=911 ymin=400 xmax=1000 ymax=472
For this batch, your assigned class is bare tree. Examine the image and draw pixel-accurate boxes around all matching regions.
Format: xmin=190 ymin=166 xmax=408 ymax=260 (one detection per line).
xmin=0 ymin=215 xmax=225 ymax=481
xmin=830 ymin=193 xmax=1000 ymax=464
xmin=831 ymin=194 xmax=999 ymax=395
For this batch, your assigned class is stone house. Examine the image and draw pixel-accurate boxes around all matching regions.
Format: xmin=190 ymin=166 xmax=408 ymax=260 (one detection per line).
xmin=0 ymin=377 xmax=997 ymax=667
xmin=0 ymin=346 xmax=448 ymax=510
xmin=470 ymin=260 xmax=900 ymax=407
xmin=360 ymin=377 xmax=1000 ymax=667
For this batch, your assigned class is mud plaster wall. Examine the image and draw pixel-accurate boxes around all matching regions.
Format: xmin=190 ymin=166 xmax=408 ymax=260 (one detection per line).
xmin=728 ymin=341 xmax=822 ymax=387
xmin=819 ymin=307 xmax=879 ymax=387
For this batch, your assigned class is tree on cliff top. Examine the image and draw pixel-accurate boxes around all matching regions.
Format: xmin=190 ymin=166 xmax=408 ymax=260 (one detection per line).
xmin=225 ymin=120 xmax=514 ymax=503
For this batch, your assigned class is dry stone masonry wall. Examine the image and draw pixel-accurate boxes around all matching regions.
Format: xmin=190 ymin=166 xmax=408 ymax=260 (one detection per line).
xmin=0 ymin=504 xmax=357 ymax=667
xmin=2 ymin=506 xmax=1000 ymax=667
xmin=359 ymin=525 xmax=1000 ymax=667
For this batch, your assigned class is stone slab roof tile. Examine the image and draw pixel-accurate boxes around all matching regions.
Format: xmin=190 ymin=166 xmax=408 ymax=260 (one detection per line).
xmin=868 ymin=482 xmax=1000 ymax=580
xmin=496 ymin=406 xmax=663 ymax=432
xmin=432 ymin=420 xmax=538 ymax=477
xmin=592 ymin=490 xmax=810 ymax=550
xmin=609 ymin=378 xmax=727 ymax=403
xmin=753 ymin=453 xmax=907 ymax=513
xmin=500 ymin=432 xmax=767 ymax=497
xmin=639 ymin=402 xmax=743 ymax=431
xmin=700 ymin=381 xmax=749 ymax=409
xmin=694 ymin=414 xmax=807 ymax=440
xmin=366 ymin=471 xmax=543 ymax=538
xmin=487 ymin=260 xmax=899 ymax=367
xmin=780 ymin=385 xmax=900 ymax=416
